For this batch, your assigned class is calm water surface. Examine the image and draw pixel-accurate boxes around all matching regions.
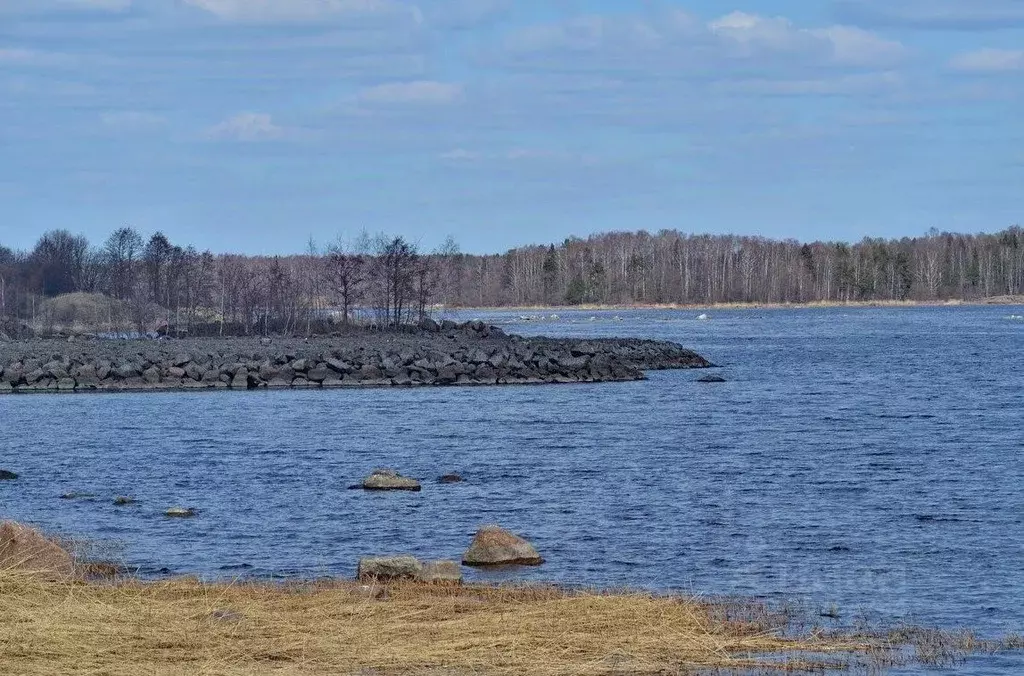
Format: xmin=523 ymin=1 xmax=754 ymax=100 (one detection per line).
xmin=1 ymin=306 xmax=1022 ymax=674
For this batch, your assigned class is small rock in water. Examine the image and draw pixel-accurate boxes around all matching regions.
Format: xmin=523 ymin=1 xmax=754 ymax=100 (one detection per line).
xmin=463 ymin=525 xmax=544 ymax=567
xmin=357 ymin=556 xmax=423 ymax=581
xmin=697 ymin=375 xmax=727 ymax=383
xmin=0 ymin=470 xmax=18 ymax=481
xmin=361 ymin=469 xmax=422 ymax=492
xmin=165 ymin=507 xmax=197 ymax=518
xmin=113 ymin=496 xmax=136 ymax=506
xmin=697 ymin=313 xmax=710 ymax=320
xmin=439 ymin=473 xmax=464 ymax=484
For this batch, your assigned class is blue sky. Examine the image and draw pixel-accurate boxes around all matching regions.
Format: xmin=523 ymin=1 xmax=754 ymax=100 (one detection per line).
xmin=1 ymin=0 xmax=1022 ymax=254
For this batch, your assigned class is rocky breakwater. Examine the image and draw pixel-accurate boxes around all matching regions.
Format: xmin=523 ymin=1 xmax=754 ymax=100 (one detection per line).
xmin=0 ymin=320 xmax=712 ymax=394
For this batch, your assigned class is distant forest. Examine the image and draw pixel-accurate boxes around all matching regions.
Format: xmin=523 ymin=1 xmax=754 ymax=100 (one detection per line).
xmin=1 ymin=226 xmax=1022 ymax=337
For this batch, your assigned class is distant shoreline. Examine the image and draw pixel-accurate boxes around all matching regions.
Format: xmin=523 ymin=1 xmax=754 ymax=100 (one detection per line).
xmin=452 ymin=295 xmax=1024 ymax=314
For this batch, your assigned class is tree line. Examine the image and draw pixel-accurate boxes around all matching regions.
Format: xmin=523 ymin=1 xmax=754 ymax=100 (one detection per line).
xmin=460 ymin=227 xmax=1024 ymax=307
xmin=0 ymin=228 xmax=460 ymax=337
xmin=1 ymin=226 xmax=1021 ymax=337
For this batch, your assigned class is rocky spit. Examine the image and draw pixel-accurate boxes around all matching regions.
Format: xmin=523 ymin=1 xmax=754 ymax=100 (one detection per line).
xmin=0 ymin=320 xmax=711 ymax=395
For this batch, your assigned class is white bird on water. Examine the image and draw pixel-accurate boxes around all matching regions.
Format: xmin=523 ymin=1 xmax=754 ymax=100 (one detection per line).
xmin=697 ymin=313 xmax=710 ymax=321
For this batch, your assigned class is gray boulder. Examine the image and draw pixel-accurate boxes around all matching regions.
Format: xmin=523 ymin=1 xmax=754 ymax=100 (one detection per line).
xmin=357 ymin=556 xmax=423 ymax=581
xmin=462 ymin=525 xmax=544 ymax=567
xmin=361 ymin=469 xmax=422 ymax=492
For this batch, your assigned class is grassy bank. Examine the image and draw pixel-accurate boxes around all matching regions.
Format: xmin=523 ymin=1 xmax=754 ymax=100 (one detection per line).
xmin=1 ymin=572 xmax=1016 ymax=676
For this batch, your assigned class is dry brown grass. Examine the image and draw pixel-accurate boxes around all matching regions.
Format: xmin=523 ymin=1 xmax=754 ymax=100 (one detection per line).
xmin=1 ymin=570 xmax=984 ymax=676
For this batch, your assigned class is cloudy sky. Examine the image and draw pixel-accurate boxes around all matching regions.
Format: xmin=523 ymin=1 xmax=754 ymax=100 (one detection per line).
xmin=1 ymin=0 xmax=1022 ymax=254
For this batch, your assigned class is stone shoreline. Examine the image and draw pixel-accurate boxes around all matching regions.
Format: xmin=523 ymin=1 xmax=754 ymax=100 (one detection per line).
xmin=0 ymin=321 xmax=711 ymax=394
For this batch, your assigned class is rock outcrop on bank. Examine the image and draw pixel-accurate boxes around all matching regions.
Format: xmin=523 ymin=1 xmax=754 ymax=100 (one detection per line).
xmin=357 ymin=557 xmax=463 ymax=584
xmin=0 ymin=321 xmax=711 ymax=394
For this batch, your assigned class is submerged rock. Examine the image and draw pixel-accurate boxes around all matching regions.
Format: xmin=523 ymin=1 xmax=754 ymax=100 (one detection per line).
xmin=0 ymin=520 xmax=75 ymax=577
xmin=361 ymin=469 xmax=422 ymax=492
xmin=357 ymin=556 xmax=423 ymax=581
xmin=113 ymin=496 xmax=136 ymax=506
xmin=462 ymin=525 xmax=544 ymax=567
xmin=438 ymin=473 xmax=464 ymax=484
xmin=60 ymin=492 xmax=96 ymax=500
xmin=164 ymin=507 xmax=197 ymax=518
xmin=0 ymin=469 xmax=18 ymax=481
xmin=697 ymin=375 xmax=727 ymax=383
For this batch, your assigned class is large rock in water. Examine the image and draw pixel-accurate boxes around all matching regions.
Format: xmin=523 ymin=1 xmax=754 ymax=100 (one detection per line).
xmin=0 ymin=469 xmax=18 ymax=481
xmin=361 ymin=469 xmax=422 ymax=492
xmin=358 ymin=556 xmax=423 ymax=581
xmin=462 ymin=525 xmax=544 ymax=567
xmin=0 ymin=521 xmax=75 ymax=577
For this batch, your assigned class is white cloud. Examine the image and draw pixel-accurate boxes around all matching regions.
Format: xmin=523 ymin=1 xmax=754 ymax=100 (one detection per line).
xmin=183 ymin=0 xmax=421 ymax=24
xmin=501 ymin=10 xmax=906 ymax=73
xmin=812 ymin=25 xmax=908 ymax=67
xmin=709 ymin=12 xmax=906 ymax=67
xmin=206 ymin=113 xmax=290 ymax=141
xmin=359 ymin=80 xmax=463 ymax=105
xmin=949 ymin=48 xmax=1024 ymax=73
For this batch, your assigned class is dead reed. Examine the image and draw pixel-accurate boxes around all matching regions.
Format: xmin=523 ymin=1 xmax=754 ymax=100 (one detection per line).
xmin=3 ymin=570 xmax=1015 ymax=676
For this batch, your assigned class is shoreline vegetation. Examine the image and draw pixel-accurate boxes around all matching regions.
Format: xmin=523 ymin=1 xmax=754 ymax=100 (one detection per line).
xmin=1 ymin=522 xmax=1020 ymax=676
xmin=9 ymin=571 xmax=1016 ymax=676
xmin=3 ymin=227 xmax=1024 ymax=341
xmin=1 ymin=522 xmax=1021 ymax=675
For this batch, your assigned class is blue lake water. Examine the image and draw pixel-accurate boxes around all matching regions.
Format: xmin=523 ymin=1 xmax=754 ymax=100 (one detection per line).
xmin=1 ymin=306 xmax=1022 ymax=674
